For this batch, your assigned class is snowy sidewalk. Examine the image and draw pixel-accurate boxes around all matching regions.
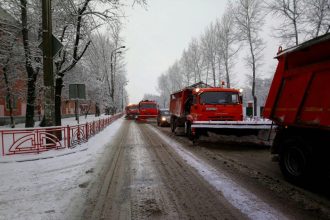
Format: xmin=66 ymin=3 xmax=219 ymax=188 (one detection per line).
xmin=0 ymin=117 xmax=124 ymax=220
xmin=0 ymin=114 xmax=119 ymax=162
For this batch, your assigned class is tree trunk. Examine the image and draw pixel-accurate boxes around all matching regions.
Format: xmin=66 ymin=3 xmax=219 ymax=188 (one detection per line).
xmin=293 ymin=19 xmax=299 ymax=45
xmin=217 ymin=57 xmax=222 ymax=87
xmin=25 ymin=75 xmax=36 ymax=127
xmin=225 ymin=60 xmax=230 ymax=88
xmin=20 ymin=0 xmax=37 ymax=127
xmin=212 ymin=63 xmax=216 ymax=87
xmin=251 ymin=59 xmax=257 ymax=116
xmin=248 ymin=30 xmax=257 ymax=117
xmin=293 ymin=1 xmax=299 ymax=45
xmin=85 ymin=100 xmax=91 ymax=118
xmin=253 ymin=95 xmax=258 ymax=117
xmin=205 ymin=65 xmax=209 ymax=85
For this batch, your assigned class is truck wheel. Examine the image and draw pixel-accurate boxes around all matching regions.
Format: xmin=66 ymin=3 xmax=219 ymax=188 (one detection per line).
xmin=279 ymin=138 xmax=311 ymax=183
xmin=185 ymin=122 xmax=194 ymax=141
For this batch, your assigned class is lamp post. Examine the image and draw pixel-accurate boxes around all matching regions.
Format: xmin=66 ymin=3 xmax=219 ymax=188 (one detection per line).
xmin=110 ymin=46 xmax=125 ymax=106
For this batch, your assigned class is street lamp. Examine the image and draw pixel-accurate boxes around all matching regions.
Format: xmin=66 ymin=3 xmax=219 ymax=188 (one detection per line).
xmin=110 ymin=46 xmax=125 ymax=103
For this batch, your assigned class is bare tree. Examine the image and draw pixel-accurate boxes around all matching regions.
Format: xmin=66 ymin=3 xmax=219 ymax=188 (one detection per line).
xmin=167 ymin=61 xmax=183 ymax=93
xmin=157 ymin=73 xmax=171 ymax=108
xmin=266 ymin=0 xmax=304 ymax=46
xmin=180 ymin=49 xmax=193 ymax=86
xmin=303 ymin=0 xmax=330 ymax=37
xmin=215 ymin=5 xmax=239 ymax=88
xmin=233 ymin=0 xmax=265 ymax=116
xmin=53 ymin=0 xmax=97 ymax=125
xmin=14 ymin=0 xmax=42 ymax=127
xmin=81 ymin=31 xmax=127 ymax=114
xmin=201 ymin=23 xmax=218 ymax=87
xmin=188 ymin=38 xmax=203 ymax=83
xmin=54 ymin=0 xmax=146 ymax=120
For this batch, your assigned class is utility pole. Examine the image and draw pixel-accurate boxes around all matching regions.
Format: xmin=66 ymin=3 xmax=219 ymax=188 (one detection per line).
xmin=42 ymin=0 xmax=55 ymax=126
xmin=110 ymin=46 xmax=125 ymax=103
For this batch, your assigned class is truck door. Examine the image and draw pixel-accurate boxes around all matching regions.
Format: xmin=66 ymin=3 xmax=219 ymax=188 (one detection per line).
xmin=190 ymin=95 xmax=198 ymax=115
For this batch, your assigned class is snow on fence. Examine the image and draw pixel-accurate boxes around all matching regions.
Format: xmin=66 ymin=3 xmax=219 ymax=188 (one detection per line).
xmin=0 ymin=114 xmax=123 ymax=156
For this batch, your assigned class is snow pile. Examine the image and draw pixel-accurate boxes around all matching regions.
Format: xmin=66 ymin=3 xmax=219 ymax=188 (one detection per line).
xmin=0 ymin=117 xmax=123 ymax=220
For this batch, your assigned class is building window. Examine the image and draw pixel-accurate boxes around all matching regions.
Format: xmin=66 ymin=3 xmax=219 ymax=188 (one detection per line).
xmin=6 ymin=95 xmax=17 ymax=110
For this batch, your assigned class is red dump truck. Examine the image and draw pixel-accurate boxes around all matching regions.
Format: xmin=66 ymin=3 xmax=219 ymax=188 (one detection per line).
xmin=137 ymin=100 xmax=158 ymax=120
xmin=125 ymin=104 xmax=139 ymax=119
xmin=170 ymin=82 xmax=272 ymax=140
xmin=263 ymin=34 xmax=330 ymax=182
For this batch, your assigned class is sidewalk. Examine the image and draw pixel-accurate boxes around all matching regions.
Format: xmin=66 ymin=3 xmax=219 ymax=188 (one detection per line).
xmin=0 ymin=118 xmax=124 ymax=220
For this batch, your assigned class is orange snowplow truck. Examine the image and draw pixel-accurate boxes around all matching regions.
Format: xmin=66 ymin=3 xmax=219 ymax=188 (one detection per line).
xmin=170 ymin=82 xmax=273 ymax=141
xmin=125 ymin=104 xmax=139 ymax=119
xmin=170 ymin=82 xmax=244 ymax=140
xmin=137 ymin=100 xmax=158 ymax=120
xmin=263 ymin=33 xmax=330 ymax=183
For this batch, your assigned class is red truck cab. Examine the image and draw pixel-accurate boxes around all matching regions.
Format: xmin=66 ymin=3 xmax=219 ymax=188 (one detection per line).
xmin=125 ymin=104 xmax=139 ymax=119
xmin=138 ymin=100 xmax=158 ymax=120
xmin=188 ymin=87 xmax=243 ymax=121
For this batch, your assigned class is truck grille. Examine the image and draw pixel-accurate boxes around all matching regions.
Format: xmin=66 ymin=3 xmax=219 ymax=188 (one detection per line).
xmin=207 ymin=116 xmax=235 ymax=121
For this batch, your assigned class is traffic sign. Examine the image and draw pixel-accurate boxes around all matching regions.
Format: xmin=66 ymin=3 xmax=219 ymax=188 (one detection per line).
xmin=69 ymin=84 xmax=86 ymax=100
xmin=39 ymin=34 xmax=63 ymax=57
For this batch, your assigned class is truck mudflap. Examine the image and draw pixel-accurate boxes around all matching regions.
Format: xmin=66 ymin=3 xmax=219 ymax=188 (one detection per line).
xmin=191 ymin=119 xmax=275 ymax=129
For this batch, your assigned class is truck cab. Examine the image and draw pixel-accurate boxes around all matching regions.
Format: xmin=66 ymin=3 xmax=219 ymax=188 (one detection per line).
xmin=125 ymin=104 xmax=139 ymax=119
xmin=138 ymin=100 xmax=158 ymax=120
xmin=170 ymin=82 xmax=246 ymax=139
xmin=188 ymin=87 xmax=243 ymax=121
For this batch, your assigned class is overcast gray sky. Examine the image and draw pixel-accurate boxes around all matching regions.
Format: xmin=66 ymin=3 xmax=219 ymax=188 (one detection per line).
xmin=122 ymin=0 xmax=227 ymax=103
xmin=122 ymin=0 xmax=279 ymax=104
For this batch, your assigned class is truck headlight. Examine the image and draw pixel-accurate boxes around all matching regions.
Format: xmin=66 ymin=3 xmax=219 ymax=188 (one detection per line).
xmin=161 ymin=116 xmax=166 ymax=121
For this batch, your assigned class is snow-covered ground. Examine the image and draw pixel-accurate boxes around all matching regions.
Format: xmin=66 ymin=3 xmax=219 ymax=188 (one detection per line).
xmin=0 ymin=116 xmax=123 ymax=220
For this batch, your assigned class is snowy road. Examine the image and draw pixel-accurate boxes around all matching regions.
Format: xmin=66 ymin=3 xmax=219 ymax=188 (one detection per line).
xmin=80 ymin=119 xmax=330 ymax=220
xmin=1 ymin=118 xmax=330 ymax=220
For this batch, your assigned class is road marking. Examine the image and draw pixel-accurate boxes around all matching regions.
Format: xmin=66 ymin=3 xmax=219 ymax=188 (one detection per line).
xmin=149 ymin=125 xmax=288 ymax=220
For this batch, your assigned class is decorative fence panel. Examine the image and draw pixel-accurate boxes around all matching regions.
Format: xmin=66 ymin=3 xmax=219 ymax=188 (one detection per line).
xmin=0 ymin=114 xmax=122 ymax=156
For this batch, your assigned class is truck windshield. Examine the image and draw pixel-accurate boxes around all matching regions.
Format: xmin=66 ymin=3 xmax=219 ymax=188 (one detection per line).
xmin=200 ymin=92 xmax=239 ymax=104
xmin=140 ymin=103 xmax=157 ymax=109
xmin=129 ymin=106 xmax=138 ymax=110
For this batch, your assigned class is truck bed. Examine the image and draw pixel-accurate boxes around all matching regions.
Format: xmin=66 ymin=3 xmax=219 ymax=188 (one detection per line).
xmin=264 ymin=34 xmax=330 ymax=129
